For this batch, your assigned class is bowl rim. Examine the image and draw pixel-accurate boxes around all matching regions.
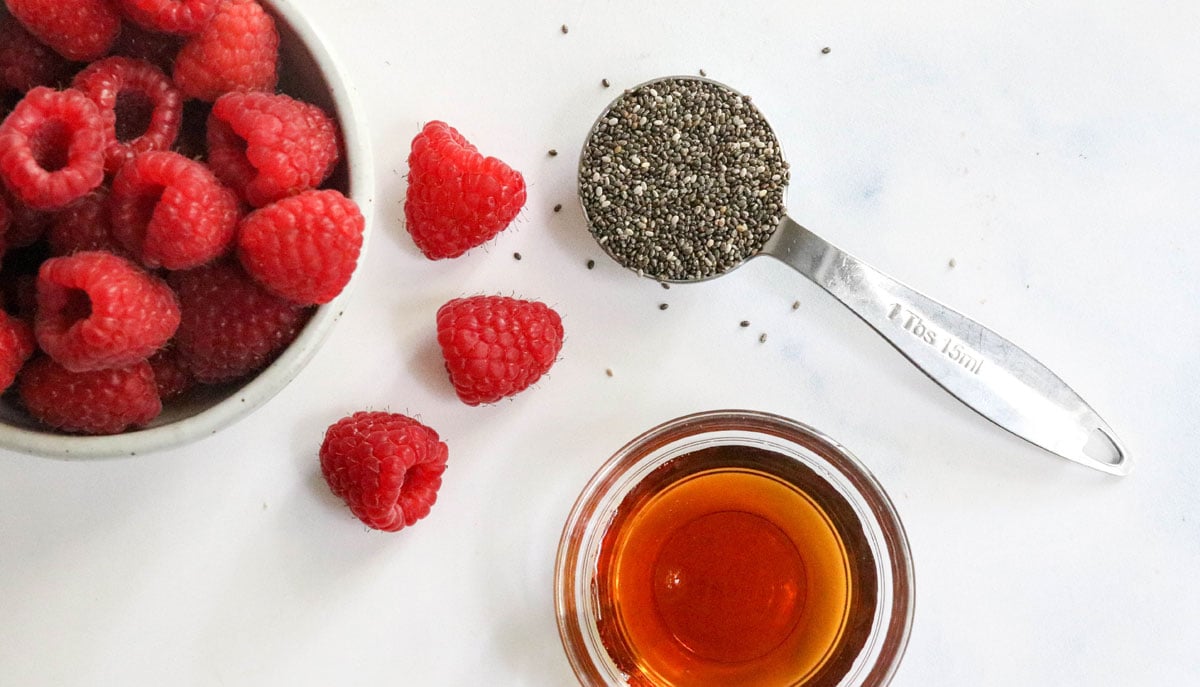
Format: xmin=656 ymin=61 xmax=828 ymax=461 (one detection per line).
xmin=554 ymin=409 xmax=915 ymax=686
xmin=0 ymin=0 xmax=375 ymax=459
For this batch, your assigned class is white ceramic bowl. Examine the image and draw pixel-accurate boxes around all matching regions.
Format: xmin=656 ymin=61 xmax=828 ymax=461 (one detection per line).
xmin=0 ymin=0 xmax=374 ymax=459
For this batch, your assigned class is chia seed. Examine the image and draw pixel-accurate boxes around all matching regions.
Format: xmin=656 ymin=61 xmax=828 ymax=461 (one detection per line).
xmin=587 ymin=259 xmax=595 ymax=269
xmin=821 ymin=46 xmax=831 ymax=54
xmin=759 ymin=332 xmax=768 ymax=343
xmin=513 ymin=252 xmax=522 ymax=260
xmin=659 ymin=303 xmax=669 ymax=310
xmin=554 ymin=203 xmax=563 ymax=212
xmin=740 ymin=320 xmax=750 ymax=327
xmin=579 ymin=77 xmax=789 ymax=282
xmin=548 ymin=149 xmax=558 ymax=157
xmin=561 ymin=24 xmax=569 ymax=34
xmin=602 ymin=78 xmax=611 ymax=88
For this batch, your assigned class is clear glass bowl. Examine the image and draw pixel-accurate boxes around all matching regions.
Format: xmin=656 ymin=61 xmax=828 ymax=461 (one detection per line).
xmin=555 ymin=410 xmax=914 ymax=686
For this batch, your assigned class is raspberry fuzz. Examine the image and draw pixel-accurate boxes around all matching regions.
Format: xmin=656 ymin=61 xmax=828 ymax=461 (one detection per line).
xmin=35 ymin=251 xmax=180 ymax=372
xmin=320 ymin=411 xmax=449 ymax=532
xmin=111 ymin=150 xmax=240 ymax=269
xmin=404 ymin=121 xmax=526 ymax=259
xmin=19 ymin=357 xmax=160 ymax=434
xmin=436 ymin=295 xmax=564 ymax=405
xmin=207 ymin=91 xmax=340 ymax=207
xmin=237 ymin=189 xmax=363 ymax=305
xmin=0 ymin=87 xmax=106 ymax=210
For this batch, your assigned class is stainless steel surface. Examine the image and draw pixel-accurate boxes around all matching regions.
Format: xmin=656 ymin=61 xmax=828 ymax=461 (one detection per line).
xmin=761 ymin=217 xmax=1129 ymax=476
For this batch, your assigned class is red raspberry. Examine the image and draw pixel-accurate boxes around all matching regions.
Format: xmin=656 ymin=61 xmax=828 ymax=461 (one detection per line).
xmin=436 ymin=295 xmax=564 ymax=405
xmin=319 ymin=411 xmax=449 ymax=532
xmin=148 ymin=345 xmax=193 ymax=399
xmin=172 ymin=0 xmax=278 ymax=102
xmin=207 ymin=91 xmax=340 ymax=207
xmin=110 ymin=150 xmax=240 ymax=269
xmin=0 ymin=87 xmax=106 ymax=210
xmin=170 ymin=259 xmax=311 ymax=383
xmin=404 ymin=121 xmax=526 ymax=259
xmin=0 ymin=187 xmax=51 ymax=247
xmin=0 ymin=14 xmax=73 ymax=94
xmin=0 ymin=309 xmax=35 ymax=392
xmin=117 ymin=0 xmax=219 ymax=35
xmin=47 ymin=187 xmax=127 ymax=256
xmin=107 ymin=22 xmax=183 ymax=74
xmin=4 ymin=0 xmax=121 ymax=62
xmin=72 ymin=57 xmax=183 ymax=174
xmin=237 ymin=189 xmax=363 ymax=305
xmin=35 ymin=250 xmax=180 ymax=371
xmin=18 ymin=357 xmax=160 ymax=434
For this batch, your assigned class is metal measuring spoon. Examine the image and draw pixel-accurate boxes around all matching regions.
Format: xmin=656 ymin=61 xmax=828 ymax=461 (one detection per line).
xmin=579 ymin=76 xmax=1129 ymax=476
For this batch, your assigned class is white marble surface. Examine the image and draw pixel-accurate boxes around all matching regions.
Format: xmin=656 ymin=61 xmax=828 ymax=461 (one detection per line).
xmin=2 ymin=1 xmax=1198 ymax=684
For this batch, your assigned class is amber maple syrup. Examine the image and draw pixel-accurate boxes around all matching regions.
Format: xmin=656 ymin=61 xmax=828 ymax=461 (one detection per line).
xmin=595 ymin=443 xmax=878 ymax=686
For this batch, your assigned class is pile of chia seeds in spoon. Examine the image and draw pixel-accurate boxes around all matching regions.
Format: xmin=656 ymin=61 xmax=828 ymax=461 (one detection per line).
xmin=579 ymin=77 xmax=789 ymax=281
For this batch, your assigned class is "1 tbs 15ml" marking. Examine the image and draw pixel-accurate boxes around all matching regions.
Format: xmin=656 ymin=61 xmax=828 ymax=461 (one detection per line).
xmin=888 ymin=304 xmax=984 ymax=374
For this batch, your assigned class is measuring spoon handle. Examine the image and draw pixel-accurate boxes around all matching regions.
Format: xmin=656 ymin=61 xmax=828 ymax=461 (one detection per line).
xmin=763 ymin=216 xmax=1129 ymax=476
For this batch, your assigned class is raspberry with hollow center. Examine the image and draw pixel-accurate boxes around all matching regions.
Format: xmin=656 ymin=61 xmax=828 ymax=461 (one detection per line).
xmin=207 ymin=91 xmax=340 ymax=207
xmin=172 ymin=0 xmax=278 ymax=102
xmin=19 ymin=357 xmax=161 ymax=434
xmin=436 ymin=295 xmax=564 ymax=405
xmin=0 ymin=87 xmax=106 ymax=210
xmin=117 ymin=0 xmax=220 ymax=35
xmin=404 ymin=120 xmax=526 ymax=259
xmin=319 ymin=411 xmax=449 ymax=532
xmin=110 ymin=150 xmax=241 ymax=269
xmin=72 ymin=57 xmax=183 ymax=174
xmin=35 ymin=250 xmax=180 ymax=372
xmin=237 ymin=189 xmax=364 ymax=305
xmin=170 ymin=259 xmax=311 ymax=383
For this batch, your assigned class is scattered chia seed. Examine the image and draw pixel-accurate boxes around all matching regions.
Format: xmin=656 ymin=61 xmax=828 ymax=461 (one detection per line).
xmin=792 ymin=300 xmax=800 ymax=310
xmin=602 ymin=78 xmax=611 ymax=88
xmin=605 ymin=367 xmax=614 ymax=377
xmin=513 ymin=252 xmax=522 ymax=260
xmin=554 ymin=203 xmax=563 ymax=212
xmin=740 ymin=320 xmax=750 ymax=327
xmin=587 ymin=259 xmax=595 ymax=269
xmin=759 ymin=332 xmax=768 ymax=343
xmin=948 ymin=258 xmax=957 ymax=268
xmin=821 ymin=46 xmax=831 ymax=54
xmin=561 ymin=24 xmax=568 ymax=34
xmin=579 ymin=77 xmax=789 ymax=282
xmin=659 ymin=303 xmax=669 ymax=310
xmin=699 ymin=68 xmax=707 ymax=77
xmin=548 ymin=149 xmax=558 ymax=157
xmin=660 ymin=282 xmax=669 ymax=289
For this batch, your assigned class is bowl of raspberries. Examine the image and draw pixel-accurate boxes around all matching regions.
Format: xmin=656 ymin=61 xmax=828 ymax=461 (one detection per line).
xmin=0 ymin=0 xmax=372 ymax=457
